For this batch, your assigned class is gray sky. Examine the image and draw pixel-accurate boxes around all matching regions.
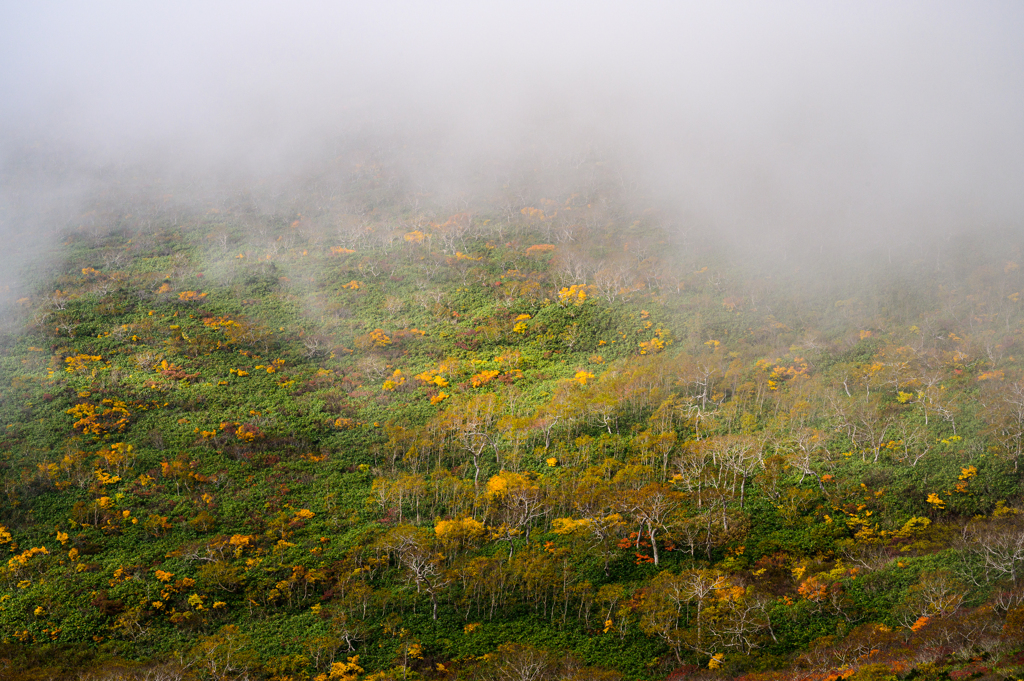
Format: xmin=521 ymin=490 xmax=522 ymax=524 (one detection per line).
xmin=1 ymin=1 xmax=1023 ymax=255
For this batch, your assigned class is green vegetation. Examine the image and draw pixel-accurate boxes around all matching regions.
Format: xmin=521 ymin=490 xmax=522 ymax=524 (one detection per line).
xmin=2 ymin=175 xmax=1024 ymax=681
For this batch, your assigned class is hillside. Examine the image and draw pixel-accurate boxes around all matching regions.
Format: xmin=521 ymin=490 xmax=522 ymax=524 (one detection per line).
xmin=2 ymin=173 xmax=1024 ymax=681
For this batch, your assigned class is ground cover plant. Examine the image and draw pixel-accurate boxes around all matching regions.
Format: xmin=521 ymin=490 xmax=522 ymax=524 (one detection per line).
xmin=2 ymin=158 xmax=1024 ymax=681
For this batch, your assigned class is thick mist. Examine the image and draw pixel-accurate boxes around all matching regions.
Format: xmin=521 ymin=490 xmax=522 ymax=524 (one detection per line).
xmin=2 ymin=1 xmax=1023 ymax=293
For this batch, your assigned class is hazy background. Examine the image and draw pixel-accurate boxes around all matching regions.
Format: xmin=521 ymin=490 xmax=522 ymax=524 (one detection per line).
xmin=1 ymin=1 xmax=1023 ymax=283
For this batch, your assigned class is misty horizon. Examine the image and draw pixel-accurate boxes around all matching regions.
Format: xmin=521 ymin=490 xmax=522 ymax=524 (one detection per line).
xmin=2 ymin=1 xmax=1023 ymax=276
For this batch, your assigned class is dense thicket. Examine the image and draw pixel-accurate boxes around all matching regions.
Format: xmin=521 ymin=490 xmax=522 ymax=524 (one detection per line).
xmin=2 ymin=160 xmax=1024 ymax=681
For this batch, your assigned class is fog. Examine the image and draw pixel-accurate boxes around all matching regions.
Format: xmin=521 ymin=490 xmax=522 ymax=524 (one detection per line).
xmin=2 ymin=1 xmax=1023 ymax=288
